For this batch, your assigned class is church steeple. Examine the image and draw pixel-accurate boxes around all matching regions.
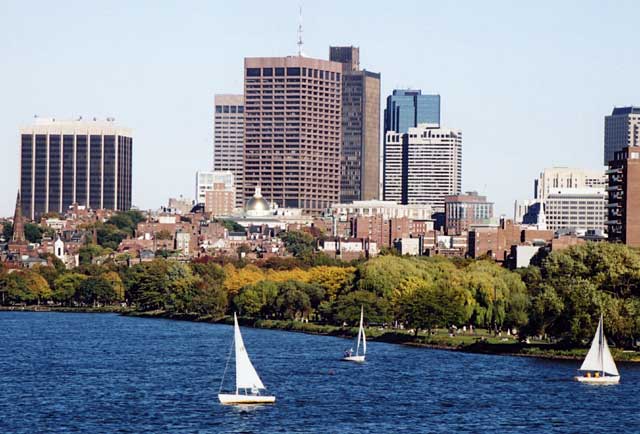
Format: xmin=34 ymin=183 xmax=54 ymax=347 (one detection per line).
xmin=11 ymin=190 xmax=26 ymax=243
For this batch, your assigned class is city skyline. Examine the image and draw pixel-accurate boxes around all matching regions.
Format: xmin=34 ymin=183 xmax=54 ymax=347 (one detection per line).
xmin=1 ymin=1 xmax=639 ymax=217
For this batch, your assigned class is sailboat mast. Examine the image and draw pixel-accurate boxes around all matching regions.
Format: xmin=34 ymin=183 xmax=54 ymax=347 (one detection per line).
xmin=600 ymin=313 xmax=604 ymax=376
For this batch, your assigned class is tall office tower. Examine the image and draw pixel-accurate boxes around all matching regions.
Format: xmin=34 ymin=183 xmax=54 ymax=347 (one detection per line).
xmin=383 ymin=130 xmax=404 ymax=202
xmin=19 ymin=118 xmax=132 ymax=220
xmin=213 ymin=94 xmax=244 ymax=208
xmin=383 ymin=89 xmax=440 ymax=134
xmin=329 ymin=46 xmax=381 ymax=203
xmin=445 ymin=191 xmax=494 ymax=235
xmin=534 ymin=167 xmax=607 ymax=201
xmin=604 ymin=107 xmax=640 ymax=165
xmin=243 ymin=56 xmax=342 ymax=214
xmin=384 ymin=124 xmax=462 ymax=209
xmin=607 ymin=146 xmax=640 ymax=246
xmin=383 ymin=90 xmax=440 ymax=201
xmin=402 ymin=124 xmax=462 ymax=210
xmin=195 ymin=170 xmax=235 ymax=205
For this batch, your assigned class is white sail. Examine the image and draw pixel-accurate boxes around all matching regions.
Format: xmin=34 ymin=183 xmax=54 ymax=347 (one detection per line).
xmin=579 ymin=315 xmax=619 ymax=376
xmin=362 ymin=323 xmax=367 ymax=356
xmin=234 ymin=313 xmax=265 ymax=391
xmin=355 ymin=306 xmax=363 ymax=355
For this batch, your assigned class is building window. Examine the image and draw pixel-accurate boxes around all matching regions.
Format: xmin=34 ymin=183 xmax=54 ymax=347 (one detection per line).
xmin=246 ymin=68 xmax=261 ymax=77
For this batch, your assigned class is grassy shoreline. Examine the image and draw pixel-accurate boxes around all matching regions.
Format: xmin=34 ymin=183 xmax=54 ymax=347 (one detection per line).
xmin=122 ymin=310 xmax=640 ymax=363
xmin=5 ymin=307 xmax=640 ymax=363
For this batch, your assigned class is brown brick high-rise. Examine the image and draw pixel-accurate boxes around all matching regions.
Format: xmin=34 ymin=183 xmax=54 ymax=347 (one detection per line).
xmin=243 ymin=56 xmax=342 ymax=214
xmin=330 ymin=46 xmax=381 ymax=203
xmin=607 ymin=146 xmax=640 ymax=246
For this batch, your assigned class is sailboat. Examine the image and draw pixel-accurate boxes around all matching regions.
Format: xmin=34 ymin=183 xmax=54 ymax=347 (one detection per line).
xmin=218 ymin=313 xmax=276 ymax=404
xmin=575 ymin=314 xmax=620 ymax=384
xmin=342 ymin=305 xmax=366 ymax=362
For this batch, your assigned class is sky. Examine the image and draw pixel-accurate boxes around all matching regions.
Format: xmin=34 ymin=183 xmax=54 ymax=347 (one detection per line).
xmin=1 ymin=0 xmax=639 ymax=217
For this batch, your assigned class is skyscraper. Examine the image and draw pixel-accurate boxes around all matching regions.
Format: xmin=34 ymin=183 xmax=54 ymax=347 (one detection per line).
xmin=19 ymin=118 xmax=132 ymax=220
xmin=383 ymin=89 xmax=442 ymax=203
xmin=607 ymin=146 xmax=640 ymax=246
xmin=383 ymin=89 xmax=440 ymax=134
xmin=243 ymin=56 xmax=342 ymax=214
xmin=213 ymin=94 xmax=244 ymax=208
xmin=384 ymin=124 xmax=462 ymax=210
xmin=329 ymin=46 xmax=381 ymax=203
xmin=604 ymin=107 xmax=640 ymax=165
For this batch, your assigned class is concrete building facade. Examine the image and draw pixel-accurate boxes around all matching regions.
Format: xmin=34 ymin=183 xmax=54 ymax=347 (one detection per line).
xmin=403 ymin=124 xmax=462 ymax=211
xmin=544 ymin=188 xmax=607 ymax=233
xmin=384 ymin=124 xmax=462 ymax=210
xmin=607 ymin=146 xmax=640 ymax=246
xmin=213 ymin=94 xmax=245 ymax=208
xmin=19 ymin=118 xmax=132 ymax=220
xmin=534 ymin=167 xmax=607 ymax=202
xmin=204 ymin=183 xmax=235 ymax=216
xmin=445 ymin=191 xmax=493 ymax=235
xmin=243 ymin=56 xmax=342 ymax=214
xmin=604 ymin=107 xmax=640 ymax=165
xmin=329 ymin=46 xmax=380 ymax=203
xmin=195 ymin=171 xmax=234 ymax=205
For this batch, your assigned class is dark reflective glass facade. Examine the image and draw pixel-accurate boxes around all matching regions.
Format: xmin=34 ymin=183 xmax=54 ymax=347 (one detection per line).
xmin=103 ymin=135 xmax=116 ymax=209
xmin=75 ymin=135 xmax=88 ymax=206
xmin=34 ymin=135 xmax=47 ymax=217
xmin=20 ymin=135 xmax=33 ymax=217
xmin=62 ymin=135 xmax=75 ymax=210
xmin=48 ymin=135 xmax=61 ymax=212
xmin=20 ymin=126 xmax=132 ymax=219
xmin=89 ymin=135 xmax=102 ymax=209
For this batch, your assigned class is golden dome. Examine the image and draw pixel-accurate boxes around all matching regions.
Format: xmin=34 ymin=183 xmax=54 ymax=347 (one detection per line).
xmin=246 ymin=186 xmax=270 ymax=214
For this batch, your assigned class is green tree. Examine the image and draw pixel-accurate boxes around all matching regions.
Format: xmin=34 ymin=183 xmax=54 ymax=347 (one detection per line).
xmin=77 ymin=276 xmax=117 ymax=306
xmin=399 ymin=281 xmax=471 ymax=337
xmin=2 ymin=222 xmax=13 ymax=240
xmin=275 ymin=280 xmax=312 ymax=320
xmin=234 ymin=280 xmax=279 ymax=318
xmin=330 ymin=290 xmax=392 ymax=325
xmin=53 ymin=273 xmax=87 ymax=304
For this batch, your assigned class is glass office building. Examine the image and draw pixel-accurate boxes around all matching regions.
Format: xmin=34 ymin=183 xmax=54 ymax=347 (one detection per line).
xmin=383 ymin=89 xmax=440 ymax=134
xmin=19 ymin=118 xmax=132 ymax=220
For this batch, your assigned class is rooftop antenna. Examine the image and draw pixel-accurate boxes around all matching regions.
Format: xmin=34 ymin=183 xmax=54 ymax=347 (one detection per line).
xmin=297 ymin=4 xmax=304 ymax=56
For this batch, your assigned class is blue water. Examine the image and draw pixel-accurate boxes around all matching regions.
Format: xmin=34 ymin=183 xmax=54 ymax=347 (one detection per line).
xmin=1 ymin=312 xmax=639 ymax=433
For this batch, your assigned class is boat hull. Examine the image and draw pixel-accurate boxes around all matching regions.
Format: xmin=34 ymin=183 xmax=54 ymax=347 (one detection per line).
xmin=575 ymin=375 xmax=620 ymax=384
xmin=342 ymin=355 xmax=365 ymax=363
xmin=218 ymin=393 xmax=276 ymax=405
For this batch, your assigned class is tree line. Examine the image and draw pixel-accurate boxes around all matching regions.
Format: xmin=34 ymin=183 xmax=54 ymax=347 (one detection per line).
xmin=2 ymin=239 xmax=640 ymax=348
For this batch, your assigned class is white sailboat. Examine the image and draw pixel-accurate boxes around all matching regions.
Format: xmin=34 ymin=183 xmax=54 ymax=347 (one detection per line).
xmin=575 ymin=314 xmax=620 ymax=384
xmin=342 ymin=305 xmax=366 ymax=362
xmin=218 ymin=313 xmax=276 ymax=404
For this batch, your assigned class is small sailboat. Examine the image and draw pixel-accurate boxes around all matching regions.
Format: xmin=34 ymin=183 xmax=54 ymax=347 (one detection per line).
xmin=218 ymin=313 xmax=276 ymax=404
xmin=342 ymin=305 xmax=366 ymax=363
xmin=575 ymin=314 xmax=620 ymax=384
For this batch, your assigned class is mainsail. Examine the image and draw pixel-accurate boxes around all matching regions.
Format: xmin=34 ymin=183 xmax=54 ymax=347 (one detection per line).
xmin=579 ymin=315 xmax=619 ymax=376
xmin=356 ymin=305 xmax=366 ymax=356
xmin=234 ymin=313 xmax=265 ymax=391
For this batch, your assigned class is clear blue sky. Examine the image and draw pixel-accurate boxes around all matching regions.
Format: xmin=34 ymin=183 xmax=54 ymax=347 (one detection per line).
xmin=1 ymin=0 xmax=639 ymax=217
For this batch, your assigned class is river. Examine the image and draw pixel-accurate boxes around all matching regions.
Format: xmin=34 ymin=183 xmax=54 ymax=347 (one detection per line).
xmin=1 ymin=312 xmax=638 ymax=433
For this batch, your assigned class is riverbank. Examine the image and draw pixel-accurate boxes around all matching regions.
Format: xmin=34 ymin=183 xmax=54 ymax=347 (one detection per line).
xmin=122 ymin=310 xmax=640 ymax=363
xmin=0 ymin=305 xmax=132 ymax=314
